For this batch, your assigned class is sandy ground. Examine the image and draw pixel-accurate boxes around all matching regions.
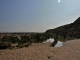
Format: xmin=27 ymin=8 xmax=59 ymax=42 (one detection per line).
xmin=0 ymin=39 xmax=80 ymax=60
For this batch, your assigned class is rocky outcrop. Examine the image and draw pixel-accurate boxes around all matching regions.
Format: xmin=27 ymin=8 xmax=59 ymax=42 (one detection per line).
xmin=45 ymin=17 xmax=80 ymax=39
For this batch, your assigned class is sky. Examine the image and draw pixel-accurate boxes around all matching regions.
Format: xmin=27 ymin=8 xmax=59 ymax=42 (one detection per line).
xmin=0 ymin=0 xmax=80 ymax=32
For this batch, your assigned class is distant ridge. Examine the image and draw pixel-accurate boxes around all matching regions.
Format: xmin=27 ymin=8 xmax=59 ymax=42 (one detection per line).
xmin=0 ymin=32 xmax=43 ymax=34
xmin=45 ymin=17 xmax=80 ymax=38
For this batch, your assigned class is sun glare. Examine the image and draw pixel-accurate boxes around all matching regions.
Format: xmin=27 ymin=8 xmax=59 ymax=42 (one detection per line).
xmin=58 ymin=0 xmax=61 ymax=3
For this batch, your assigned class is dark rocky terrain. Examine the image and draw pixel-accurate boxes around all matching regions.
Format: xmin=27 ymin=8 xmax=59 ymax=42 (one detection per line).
xmin=46 ymin=17 xmax=80 ymax=40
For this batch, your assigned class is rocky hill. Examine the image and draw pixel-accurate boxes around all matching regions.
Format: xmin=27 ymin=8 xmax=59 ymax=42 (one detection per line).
xmin=45 ymin=17 xmax=80 ymax=39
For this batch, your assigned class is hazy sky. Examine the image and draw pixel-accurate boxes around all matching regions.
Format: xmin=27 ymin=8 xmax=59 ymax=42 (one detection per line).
xmin=0 ymin=0 xmax=80 ymax=32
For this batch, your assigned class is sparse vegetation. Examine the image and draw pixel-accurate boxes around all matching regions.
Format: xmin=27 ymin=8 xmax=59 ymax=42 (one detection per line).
xmin=0 ymin=33 xmax=53 ymax=49
xmin=0 ymin=42 xmax=11 ymax=49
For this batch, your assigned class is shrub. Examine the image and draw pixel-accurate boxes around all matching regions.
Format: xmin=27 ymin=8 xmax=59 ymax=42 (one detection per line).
xmin=1 ymin=36 xmax=19 ymax=43
xmin=0 ymin=42 xmax=11 ymax=49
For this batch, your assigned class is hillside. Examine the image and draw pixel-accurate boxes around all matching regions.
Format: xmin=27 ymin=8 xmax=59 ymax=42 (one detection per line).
xmin=45 ymin=17 xmax=80 ymax=39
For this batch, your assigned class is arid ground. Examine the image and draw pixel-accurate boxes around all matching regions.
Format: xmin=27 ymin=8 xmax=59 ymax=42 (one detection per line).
xmin=0 ymin=39 xmax=80 ymax=60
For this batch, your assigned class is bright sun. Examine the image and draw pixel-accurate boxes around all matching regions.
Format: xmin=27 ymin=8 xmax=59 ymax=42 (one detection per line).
xmin=58 ymin=0 xmax=61 ymax=3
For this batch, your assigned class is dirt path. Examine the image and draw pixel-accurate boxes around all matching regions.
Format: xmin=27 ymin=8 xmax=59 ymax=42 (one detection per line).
xmin=0 ymin=39 xmax=80 ymax=60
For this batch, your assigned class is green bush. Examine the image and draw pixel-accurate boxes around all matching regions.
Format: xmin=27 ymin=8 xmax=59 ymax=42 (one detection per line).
xmin=1 ymin=36 xmax=19 ymax=43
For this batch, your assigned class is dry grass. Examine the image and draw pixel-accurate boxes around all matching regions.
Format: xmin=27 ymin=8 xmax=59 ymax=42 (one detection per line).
xmin=0 ymin=40 xmax=80 ymax=60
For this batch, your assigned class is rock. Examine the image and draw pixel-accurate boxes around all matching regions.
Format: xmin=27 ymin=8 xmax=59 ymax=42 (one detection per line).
xmin=45 ymin=17 xmax=80 ymax=40
xmin=48 ymin=56 xmax=51 ymax=59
